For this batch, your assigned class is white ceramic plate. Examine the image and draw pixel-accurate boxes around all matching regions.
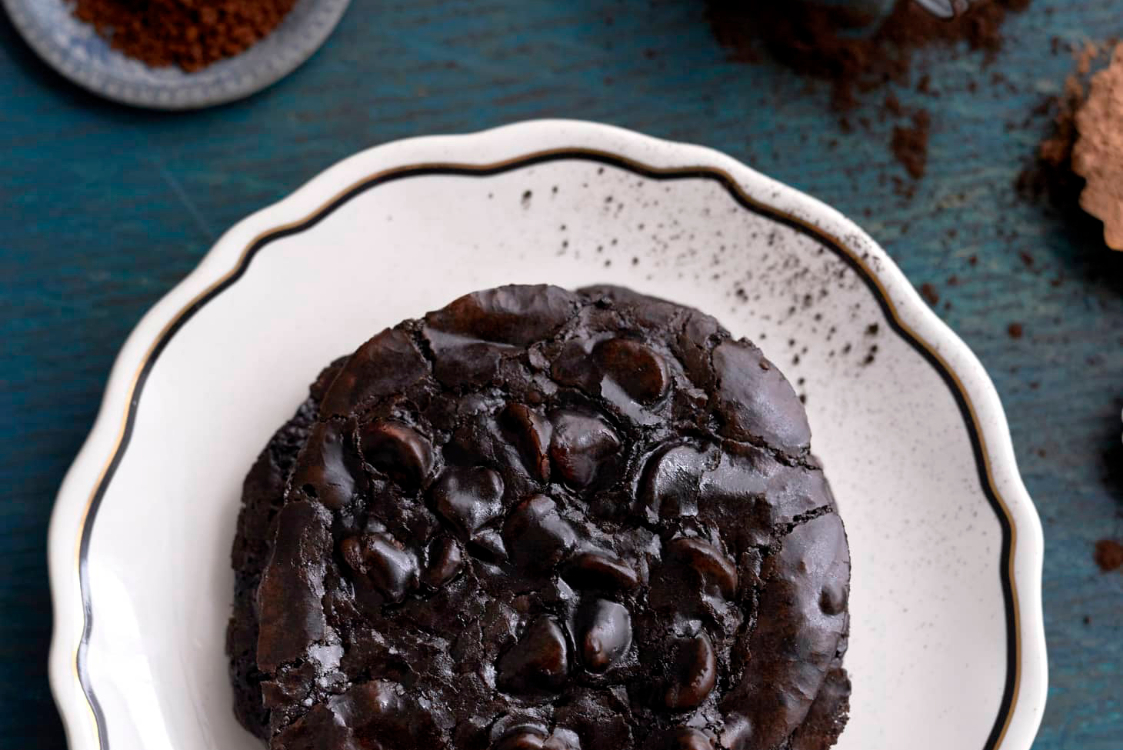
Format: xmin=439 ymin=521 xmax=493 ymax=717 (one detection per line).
xmin=48 ymin=120 xmax=1047 ymax=750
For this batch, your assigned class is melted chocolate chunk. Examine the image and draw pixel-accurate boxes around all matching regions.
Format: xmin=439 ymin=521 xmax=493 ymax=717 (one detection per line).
xmin=497 ymin=615 xmax=571 ymax=695
xmin=359 ymin=420 xmax=435 ymax=488
xmin=229 ymin=285 xmax=850 ymax=750
xmin=576 ymin=598 xmax=632 ymax=672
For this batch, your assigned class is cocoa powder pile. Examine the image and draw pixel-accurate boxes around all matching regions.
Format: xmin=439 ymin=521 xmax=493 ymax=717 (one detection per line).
xmin=74 ymin=0 xmax=297 ymax=72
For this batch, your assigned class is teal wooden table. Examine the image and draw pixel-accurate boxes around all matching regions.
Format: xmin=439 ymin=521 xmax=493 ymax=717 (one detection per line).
xmin=2 ymin=1 xmax=1120 ymax=747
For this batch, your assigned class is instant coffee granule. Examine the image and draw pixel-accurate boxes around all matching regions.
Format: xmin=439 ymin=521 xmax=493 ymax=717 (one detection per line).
xmin=73 ymin=0 xmax=298 ymax=72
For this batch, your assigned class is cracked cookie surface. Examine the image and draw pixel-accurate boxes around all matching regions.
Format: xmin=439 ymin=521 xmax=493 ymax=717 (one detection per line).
xmin=227 ymin=284 xmax=851 ymax=750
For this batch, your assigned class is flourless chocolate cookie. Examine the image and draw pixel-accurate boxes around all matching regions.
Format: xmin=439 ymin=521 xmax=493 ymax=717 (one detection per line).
xmin=228 ymin=284 xmax=851 ymax=750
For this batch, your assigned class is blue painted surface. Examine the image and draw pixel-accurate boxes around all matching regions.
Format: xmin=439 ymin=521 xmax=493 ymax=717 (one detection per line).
xmin=1 ymin=1 xmax=1120 ymax=747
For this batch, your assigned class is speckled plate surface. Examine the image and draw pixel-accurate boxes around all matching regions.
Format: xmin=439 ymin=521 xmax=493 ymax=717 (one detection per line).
xmin=2 ymin=0 xmax=350 ymax=109
xmin=47 ymin=120 xmax=1047 ymax=750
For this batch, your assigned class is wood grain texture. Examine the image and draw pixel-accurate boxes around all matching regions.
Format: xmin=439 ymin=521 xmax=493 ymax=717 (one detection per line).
xmin=1 ymin=1 xmax=1120 ymax=747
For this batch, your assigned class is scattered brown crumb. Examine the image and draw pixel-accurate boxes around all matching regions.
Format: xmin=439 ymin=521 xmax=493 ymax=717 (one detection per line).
xmin=892 ymin=110 xmax=932 ymax=179
xmin=920 ymin=282 xmax=939 ymax=305
xmin=1007 ymin=322 xmax=1024 ymax=339
xmin=1094 ymin=539 xmax=1123 ymax=572
xmin=884 ymin=93 xmax=904 ymax=117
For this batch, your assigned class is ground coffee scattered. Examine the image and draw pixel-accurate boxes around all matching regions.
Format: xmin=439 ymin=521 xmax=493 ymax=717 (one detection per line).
xmin=74 ymin=0 xmax=297 ymax=72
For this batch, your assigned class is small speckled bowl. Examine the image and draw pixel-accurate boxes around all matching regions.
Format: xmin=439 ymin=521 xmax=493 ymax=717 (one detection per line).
xmin=1 ymin=0 xmax=351 ymax=109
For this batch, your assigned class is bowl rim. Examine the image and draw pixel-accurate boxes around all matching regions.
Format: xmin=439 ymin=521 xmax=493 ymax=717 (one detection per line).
xmin=46 ymin=119 xmax=1048 ymax=750
xmin=1 ymin=0 xmax=352 ymax=110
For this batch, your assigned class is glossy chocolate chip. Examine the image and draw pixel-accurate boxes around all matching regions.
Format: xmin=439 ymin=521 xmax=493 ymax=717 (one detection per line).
xmin=664 ymin=632 xmax=717 ymax=710
xmin=595 ymin=338 xmax=671 ymax=404
xmin=319 ymin=327 xmax=429 ymax=417
xmin=497 ymin=616 xmax=570 ymax=694
xmin=562 ymin=551 xmax=640 ymax=591
xmin=422 ymin=536 xmax=464 ymax=588
xmin=711 ymin=340 xmax=810 ymax=455
xmin=469 ymin=527 xmax=509 ymax=564
xmin=548 ymin=410 xmax=620 ymax=488
xmin=289 ymin=420 xmax=356 ymax=510
xmin=425 ymin=285 xmax=577 ymax=346
xmin=495 ymin=725 xmax=581 ymax=750
xmin=254 ymin=501 xmax=332 ymax=672
xmin=359 ymin=420 xmax=435 ymax=487
xmin=578 ymin=599 xmax=632 ymax=672
xmin=431 ymin=466 xmax=505 ymax=540
xmin=664 ymin=728 xmax=715 ymax=750
xmin=501 ymin=403 xmax=553 ymax=482
xmin=638 ymin=444 xmax=708 ymax=521
xmin=666 ymin=538 xmax=739 ymax=599
xmin=339 ymin=533 xmax=419 ymax=604
xmin=550 ymin=339 xmax=600 ymax=392
xmin=503 ymin=495 xmax=577 ymax=571
xmin=422 ymin=328 xmax=515 ymax=389
xmin=495 ymin=726 xmax=549 ymax=750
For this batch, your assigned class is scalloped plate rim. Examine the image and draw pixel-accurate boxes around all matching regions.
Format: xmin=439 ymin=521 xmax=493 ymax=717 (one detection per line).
xmin=46 ymin=119 xmax=1048 ymax=750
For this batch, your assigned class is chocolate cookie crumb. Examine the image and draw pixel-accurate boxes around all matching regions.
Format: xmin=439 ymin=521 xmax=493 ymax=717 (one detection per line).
xmin=891 ymin=110 xmax=932 ymax=179
xmin=920 ymin=282 xmax=940 ymax=305
xmin=1094 ymin=539 xmax=1123 ymax=572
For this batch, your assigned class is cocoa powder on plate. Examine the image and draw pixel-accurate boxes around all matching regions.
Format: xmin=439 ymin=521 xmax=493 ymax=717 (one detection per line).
xmin=73 ymin=0 xmax=297 ymax=72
